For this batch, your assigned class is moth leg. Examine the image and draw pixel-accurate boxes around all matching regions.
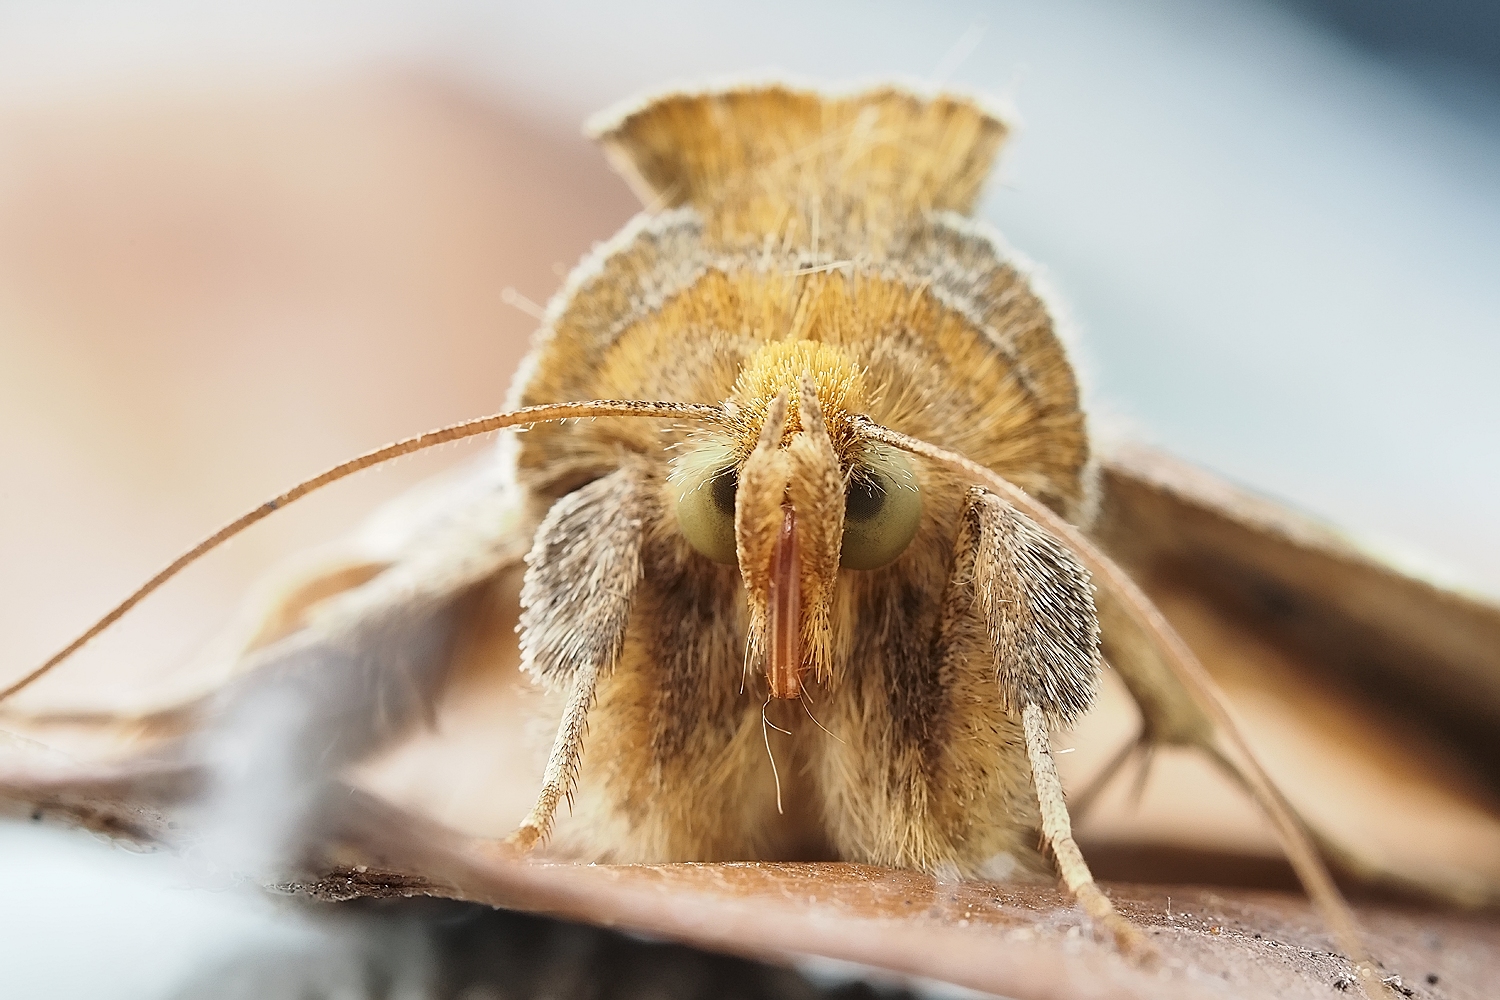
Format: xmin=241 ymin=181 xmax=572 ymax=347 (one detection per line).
xmin=508 ymin=669 xmax=596 ymax=853
xmin=0 ymin=702 xmax=200 ymax=749
xmin=505 ymin=465 xmax=649 ymax=853
xmin=1066 ymin=725 xmax=1145 ymax=823
xmin=1021 ymin=704 xmax=1148 ymax=956
xmin=863 ymin=423 xmax=1390 ymax=988
xmin=959 ymin=487 xmax=1150 ymax=958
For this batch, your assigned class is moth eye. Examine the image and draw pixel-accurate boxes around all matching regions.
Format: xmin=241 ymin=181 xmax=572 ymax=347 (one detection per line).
xmin=839 ymin=445 xmax=922 ymax=570
xmin=677 ymin=467 xmax=739 ymax=564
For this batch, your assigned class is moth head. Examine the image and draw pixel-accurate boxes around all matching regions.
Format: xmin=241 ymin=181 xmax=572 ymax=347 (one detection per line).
xmin=670 ymin=341 xmax=922 ymax=699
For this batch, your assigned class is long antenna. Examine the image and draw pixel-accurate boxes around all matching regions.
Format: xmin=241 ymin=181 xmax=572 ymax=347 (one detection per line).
xmin=1 ymin=400 xmax=721 ymax=703
xmin=858 ymin=417 xmax=1386 ymax=995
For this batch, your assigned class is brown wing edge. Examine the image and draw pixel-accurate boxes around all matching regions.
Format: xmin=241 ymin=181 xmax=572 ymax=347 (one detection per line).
xmin=1091 ymin=441 xmax=1500 ymax=908
xmin=1093 ymin=441 xmax=1500 ymax=786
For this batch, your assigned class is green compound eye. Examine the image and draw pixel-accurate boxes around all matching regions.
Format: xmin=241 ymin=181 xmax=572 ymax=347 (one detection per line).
xmin=677 ymin=466 xmax=739 ymax=564
xmin=839 ymin=444 xmax=921 ymax=570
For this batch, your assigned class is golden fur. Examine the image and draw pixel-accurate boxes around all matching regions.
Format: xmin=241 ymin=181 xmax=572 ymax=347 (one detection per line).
xmin=509 ymin=80 xmax=1093 ymax=876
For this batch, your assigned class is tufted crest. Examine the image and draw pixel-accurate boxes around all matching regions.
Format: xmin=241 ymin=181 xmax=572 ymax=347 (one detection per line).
xmin=511 ymin=78 xmax=1089 ymax=523
xmin=587 ymin=79 xmax=1011 ymax=250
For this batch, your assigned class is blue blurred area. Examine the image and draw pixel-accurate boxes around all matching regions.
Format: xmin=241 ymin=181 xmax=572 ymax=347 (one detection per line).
xmin=0 ymin=823 xmax=327 ymax=998
xmin=1269 ymin=0 xmax=1500 ymax=113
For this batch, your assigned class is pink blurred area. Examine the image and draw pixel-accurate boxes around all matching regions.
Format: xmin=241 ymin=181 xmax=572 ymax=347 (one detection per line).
xmin=0 ymin=70 xmax=635 ymax=704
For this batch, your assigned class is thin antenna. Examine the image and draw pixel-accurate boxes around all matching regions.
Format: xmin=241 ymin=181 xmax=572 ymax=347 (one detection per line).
xmin=761 ymin=695 xmax=785 ymax=815
xmin=930 ymin=20 xmax=988 ymax=84
xmin=1 ymin=399 xmax=721 ymax=704
xmin=1068 ymin=729 xmax=1143 ymax=823
xmin=801 ymin=696 xmax=845 ymax=745
xmin=501 ymin=287 xmax=548 ymax=321
xmin=857 ymin=416 xmax=1385 ymax=994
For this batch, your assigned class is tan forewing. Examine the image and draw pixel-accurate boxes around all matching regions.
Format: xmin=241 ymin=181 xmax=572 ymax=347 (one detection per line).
xmin=1088 ymin=442 xmax=1500 ymax=906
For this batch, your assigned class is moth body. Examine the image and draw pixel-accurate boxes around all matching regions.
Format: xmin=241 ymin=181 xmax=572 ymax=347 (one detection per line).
xmin=508 ymin=83 xmax=1099 ymax=873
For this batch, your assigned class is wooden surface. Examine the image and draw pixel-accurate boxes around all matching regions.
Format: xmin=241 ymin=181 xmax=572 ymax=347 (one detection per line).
xmin=6 ymin=767 xmax=1495 ymax=1000
xmin=292 ymin=859 xmax=1499 ymax=1000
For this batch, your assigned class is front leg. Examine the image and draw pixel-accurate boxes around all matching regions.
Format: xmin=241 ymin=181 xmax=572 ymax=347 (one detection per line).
xmin=814 ymin=505 xmax=1049 ymax=878
xmin=818 ymin=487 xmax=1144 ymax=950
xmin=957 ymin=487 xmax=1148 ymax=957
xmin=508 ymin=465 xmax=649 ymax=851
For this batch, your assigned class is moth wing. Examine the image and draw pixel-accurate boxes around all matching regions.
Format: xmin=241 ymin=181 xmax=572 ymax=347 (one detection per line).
xmin=366 ymin=462 xmax=653 ymax=843
xmin=0 ymin=455 xmax=536 ymax=807
xmin=345 ymin=556 xmax=539 ymax=841
xmin=0 ymin=549 xmax=392 ymax=753
xmin=1083 ymin=441 xmax=1500 ymax=905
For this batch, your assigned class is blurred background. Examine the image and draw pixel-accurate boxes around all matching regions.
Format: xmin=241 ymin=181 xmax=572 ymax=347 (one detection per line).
xmin=0 ymin=1 xmax=1496 ymax=996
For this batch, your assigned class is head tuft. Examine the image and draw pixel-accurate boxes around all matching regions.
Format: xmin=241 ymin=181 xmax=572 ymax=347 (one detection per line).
xmin=589 ymin=78 xmax=1009 ymax=249
xmin=727 ymin=340 xmax=864 ymax=463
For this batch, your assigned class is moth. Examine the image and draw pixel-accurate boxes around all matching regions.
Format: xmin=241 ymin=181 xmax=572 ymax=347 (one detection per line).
xmin=4 ymin=78 xmax=1499 ymax=996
